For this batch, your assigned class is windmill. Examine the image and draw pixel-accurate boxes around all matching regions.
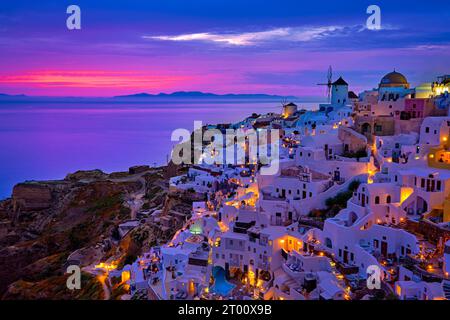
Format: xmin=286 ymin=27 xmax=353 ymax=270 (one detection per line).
xmin=279 ymin=97 xmax=289 ymax=108
xmin=279 ymin=98 xmax=289 ymax=118
xmin=317 ymin=65 xmax=333 ymax=102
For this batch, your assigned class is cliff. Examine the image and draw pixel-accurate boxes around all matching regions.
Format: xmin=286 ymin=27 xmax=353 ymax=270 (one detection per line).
xmin=0 ymin=164 xmax=193 ymax=300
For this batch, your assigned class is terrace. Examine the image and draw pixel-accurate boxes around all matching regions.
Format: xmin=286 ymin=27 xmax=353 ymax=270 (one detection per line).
xmin=401 ymin=239 xmax=449 ymax=281
xmin=280 ymin=166 xmax=330 ymax=182
xmin=261 ymin=190 xmax=285 ymax=201
xmin=301 ymin=240 xmax=360 ymax=276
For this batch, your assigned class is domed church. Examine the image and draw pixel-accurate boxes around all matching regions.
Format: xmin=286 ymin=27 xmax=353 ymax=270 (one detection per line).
xmin=379 ymin=71 xmax=410 ymax=89
xmin=378 ymin=70 xmax=412 ymax=102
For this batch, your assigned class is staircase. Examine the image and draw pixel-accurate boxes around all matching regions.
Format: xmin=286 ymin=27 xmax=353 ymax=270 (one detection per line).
xmin=372 ymin=153 xmax=381 ymax=171
xmin=400 ymin=191 xmax=418 ymax=215
xmin=443 ymin=281 xmax=450 ymax=300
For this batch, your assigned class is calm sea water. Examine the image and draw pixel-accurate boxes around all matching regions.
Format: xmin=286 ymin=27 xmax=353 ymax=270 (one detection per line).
xmin=0 ymin=98 xmax=318 ymax=199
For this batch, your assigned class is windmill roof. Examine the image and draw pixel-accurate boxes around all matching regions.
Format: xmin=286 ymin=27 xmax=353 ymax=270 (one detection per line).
xmin=332 ymin=77 xmax=348 ymax=86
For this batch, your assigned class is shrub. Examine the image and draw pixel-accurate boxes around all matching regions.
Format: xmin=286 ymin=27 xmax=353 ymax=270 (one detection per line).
xmin=87 ymin=195 xmax=122 ymax=214
xmin=325 ymin=190 xmax=353 ymax=208
xmin=348 ymin=180 xmax=361 ymax=192
xmin=342 ymin=148 xmax=367 ymax=159
xmin=123 ymin=253 xmax=137 ymax=266
xmin=68 ymin=222 xmax=91 ymax=249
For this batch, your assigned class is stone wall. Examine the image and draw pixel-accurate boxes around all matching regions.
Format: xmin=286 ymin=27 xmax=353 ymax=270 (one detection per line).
xmin=353 ymin=115 xmax=396 ymax=142
xmin=338 ymin=126 xmax=367 ymax=153
xmin=406 ymin=219 xmax=450 ymax=244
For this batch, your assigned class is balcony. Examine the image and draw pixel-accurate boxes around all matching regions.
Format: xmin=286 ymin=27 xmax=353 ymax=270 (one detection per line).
xmin=282 ymin=262 xmax=302 ymax=278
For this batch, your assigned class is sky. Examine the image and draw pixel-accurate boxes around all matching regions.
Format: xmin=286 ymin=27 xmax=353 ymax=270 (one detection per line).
xmin=0 ymin=0 xmax=449 ymax=97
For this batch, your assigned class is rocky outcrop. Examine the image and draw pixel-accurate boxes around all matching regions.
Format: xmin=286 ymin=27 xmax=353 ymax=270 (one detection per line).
xmin=0 ymin=164 xmax=189 ymax=299
xmin=128 ymin=165 xmax=150 ymax=175
xmin=12 ymin=183 xmax=52 ymax=212
xmin=65 ymin=169 xmax=108 ymax=182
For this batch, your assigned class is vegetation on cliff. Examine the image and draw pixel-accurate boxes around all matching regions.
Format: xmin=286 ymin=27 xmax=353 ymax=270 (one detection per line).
xmin=0 ymin=164 xmax=192 ymax=300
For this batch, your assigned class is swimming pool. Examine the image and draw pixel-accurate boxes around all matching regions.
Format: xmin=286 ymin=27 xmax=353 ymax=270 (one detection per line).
xmin=211 ymin=266 xmax=235 ymax=296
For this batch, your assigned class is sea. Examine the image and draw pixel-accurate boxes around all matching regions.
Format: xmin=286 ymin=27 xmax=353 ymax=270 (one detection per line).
xmin=0 ymin=98 xmax=319 ymax=199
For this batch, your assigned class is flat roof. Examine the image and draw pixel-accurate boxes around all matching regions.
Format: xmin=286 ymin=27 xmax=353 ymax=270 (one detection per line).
xmin=399 ymin=167 xmax=450 ymax=179
xmin=221 ymin=230 xmax=249 ymax=240
xmin=261 ymin=226 xmax=287 ymax=239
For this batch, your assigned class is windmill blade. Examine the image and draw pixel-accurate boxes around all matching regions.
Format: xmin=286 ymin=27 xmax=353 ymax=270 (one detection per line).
xmin=327 ymin=65 xmax=333 ymax=102
xmin=316 ymin=65 xmax=333 ymax=102
xmin=327 ymin=65 xmax=333 ymax=84
xmin=324 ymin=85 xmax=330 ymax=102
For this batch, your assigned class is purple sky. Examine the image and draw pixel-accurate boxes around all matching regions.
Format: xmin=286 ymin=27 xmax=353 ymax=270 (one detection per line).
xmin=0 ymin=0 xmax=449 ymax=97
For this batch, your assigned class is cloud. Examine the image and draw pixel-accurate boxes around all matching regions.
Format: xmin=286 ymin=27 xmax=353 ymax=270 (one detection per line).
xmin=410 ymin=44 xmax=450 ymax=51
xmin=143 ymin=25 xmax=353 ymax=46
xmin=0 ymin=71 xmax=191 ymax=89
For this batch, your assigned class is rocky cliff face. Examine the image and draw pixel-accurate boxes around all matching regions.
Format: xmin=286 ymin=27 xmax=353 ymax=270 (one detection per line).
xmin=12 ymin=183 xmax=53 ymax=212
xmin=0 ymin=165 xmax=192 ymax=300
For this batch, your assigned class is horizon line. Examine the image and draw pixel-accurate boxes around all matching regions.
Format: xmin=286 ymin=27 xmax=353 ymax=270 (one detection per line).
xmin=0 ymin=90 xmax=323 ymax=100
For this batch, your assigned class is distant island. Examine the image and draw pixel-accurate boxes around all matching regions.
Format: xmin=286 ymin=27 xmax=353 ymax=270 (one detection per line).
xmin=114 ymin=91 xmax=298 ymax=99
xmin=0 ymin=93 xmax=26 ymax=97
xmin=0 ymin=91 xmax=303 ymax=101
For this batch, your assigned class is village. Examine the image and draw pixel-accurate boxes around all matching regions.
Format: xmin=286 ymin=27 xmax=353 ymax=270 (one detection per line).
xmin=94 ymin=71 xmax=450 ymax=301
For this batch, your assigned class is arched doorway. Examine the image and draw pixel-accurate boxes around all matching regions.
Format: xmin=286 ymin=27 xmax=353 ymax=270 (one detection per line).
xmin=375 ymin=196 xmax=380 ymax=204
xmin=386 ymin=195 xmax=391 ymax=203
xmin=361 ymin=123 xmax=371 ymax=134
xmin=348 ymin=211 xmax=358 ymax=226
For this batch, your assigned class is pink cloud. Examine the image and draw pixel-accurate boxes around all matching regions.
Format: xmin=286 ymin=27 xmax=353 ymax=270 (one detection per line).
xmin=0 ymin=70 xmax=196 ymax=96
